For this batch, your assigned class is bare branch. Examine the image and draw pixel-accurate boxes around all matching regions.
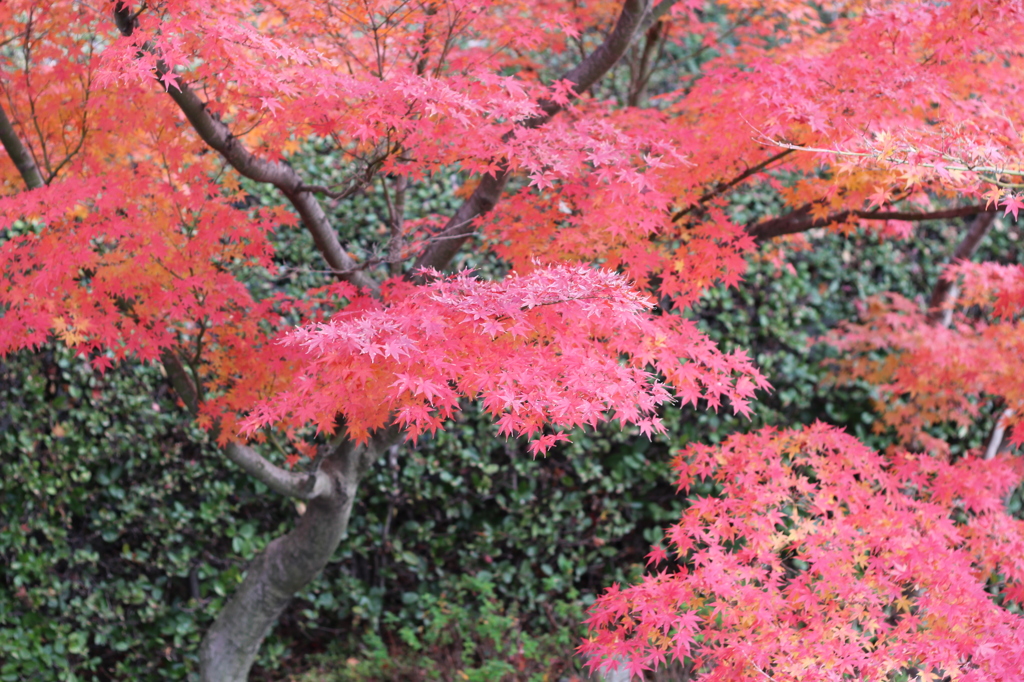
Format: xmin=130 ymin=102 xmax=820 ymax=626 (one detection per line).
xmin=644 ymin=0 xmax=679 ymax=28
xmin=858 ymin=206 xmax=992 ymax=222
xmin=627 ymin=10 xmax=670 ymax=107
xmin=297 ymin=181 xmax=368 ymax=200
xmin=414 ymin=0 xmax=653 ymax=272
xmin=926 ymin=211 xmax=995 ymax=327
xmin=382 ymin=174 xmax=407 ymax=275
xmin=535 ymin=0 xmax=651 ymax=119
xmin=158 ymin=69 xmax=379 ymax=293
xmin=224 ymin=441 xmax=333 ymax=500
xmin=985 ymin=408 xmax=1013 ymax=460
xmin=673 ymin=149 xmax=795 ymax=223
xmin=0 ymin=101 xmax=44 ymax=190
xmin=747 ymin=203 xmax=989 ymax=243
xmin=413 ymin=172 xmax=509 ymax=272
xmin=160 ymin=348 xmax=331 ymax=500
xmin=160 ymin=349 xmax=201 ymax=415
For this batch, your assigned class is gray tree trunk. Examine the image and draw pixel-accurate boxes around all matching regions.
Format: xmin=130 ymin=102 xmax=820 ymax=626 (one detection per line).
xmin=198 ymin=432 xmax=395 ymax=682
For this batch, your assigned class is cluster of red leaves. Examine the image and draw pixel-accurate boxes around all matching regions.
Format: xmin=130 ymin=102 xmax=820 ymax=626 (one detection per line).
xmin=0 ymin=169 xmax=362 ymax=442
xmin=824 ymin=263 xmax=1024 ymax=453
xmin=952 ymin=261 xmax=1024 ymax=322
xmin=0 ymin=0 xmax=779 ymax=452
xmin=242 ymin=265 xmax=767 ymax=450
xmin=655 ymin=0 xmax=1024 ymax=228
xmin=0 ymin=174 xmax=276 ymax=359
xmin=582 ymin=425 xmax=1024 ymax=681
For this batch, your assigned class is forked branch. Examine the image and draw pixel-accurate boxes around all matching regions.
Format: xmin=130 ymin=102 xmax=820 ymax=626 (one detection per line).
xmin=160 ymin=349 xmax=333 ymax=500
xmin=156 ymin=66 xmax=378 ymax=293
xmin=225 ymin=442 xmax=333 ymax=500
xmin=925 ymin=211 xmax=995 ymax=327
xmin=415 ymin=0 xmax=661 ymax=272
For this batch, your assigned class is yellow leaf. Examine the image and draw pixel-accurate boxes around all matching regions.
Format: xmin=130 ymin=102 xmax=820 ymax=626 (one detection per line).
xmin=67 ymin=203 xmax=89 ymax=220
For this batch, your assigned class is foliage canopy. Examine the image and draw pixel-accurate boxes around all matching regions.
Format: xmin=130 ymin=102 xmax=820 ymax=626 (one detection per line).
xmin=4 ymin=0 xmax=1024 ymax=679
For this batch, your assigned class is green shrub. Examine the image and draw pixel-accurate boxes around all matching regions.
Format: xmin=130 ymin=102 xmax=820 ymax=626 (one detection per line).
xmin=296 ymin=575 xmax=589 ymax=682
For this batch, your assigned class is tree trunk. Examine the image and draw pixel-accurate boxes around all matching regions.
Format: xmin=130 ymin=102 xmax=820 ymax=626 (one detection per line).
xmin=198 ymin=431 xmax=395 ymax=681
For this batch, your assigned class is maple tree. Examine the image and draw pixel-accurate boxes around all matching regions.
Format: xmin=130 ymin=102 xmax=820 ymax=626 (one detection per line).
xmin=3 ymin=0 xmax=1024 ymax=679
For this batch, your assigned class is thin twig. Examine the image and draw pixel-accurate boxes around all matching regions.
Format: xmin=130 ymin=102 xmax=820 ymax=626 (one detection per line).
xmin=673 ymin=149 xmax=795 ymax=222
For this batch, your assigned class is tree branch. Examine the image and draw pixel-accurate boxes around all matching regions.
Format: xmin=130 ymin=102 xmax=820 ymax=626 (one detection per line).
xmin=3 ymin=54 xmax=346 ymax=502
xmin=644 ymin=0 xmax=679 ymax=29
xmin=160 ymin=348 xmax=332 ymax=500
xmin=382 ymin=174 xmax=407 ymax=275
xmin=916 ymin=210 xmax=1002 ymax=454
xmin=414 ymin=0 xmax=654 ymax=272
xmin=224 ymin=441 xmax=332 ymax=500
xmin=672 ymin=149 xmax=795 ymax=223
xmin=536 ymin=0 xmax=652 ymax=119
xmin=160 ymin=348 xmax=200 ymax=414
xmin=925 ymin=210 xmax=995 ymax=327
xmin=746 ymin=203 xmax=989 ymax=243
xmin=0 ymin=101 xmax=44 ymax=190
xmin=626 ymin=7 xmax=670 ymax=107
xmin=985 ymin=408 xmax=1013 ymax=460
xmin=858 ymin=206 xmax=991 ymax=222
xmin=158 ymin=69 xmax=378 ymax=293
